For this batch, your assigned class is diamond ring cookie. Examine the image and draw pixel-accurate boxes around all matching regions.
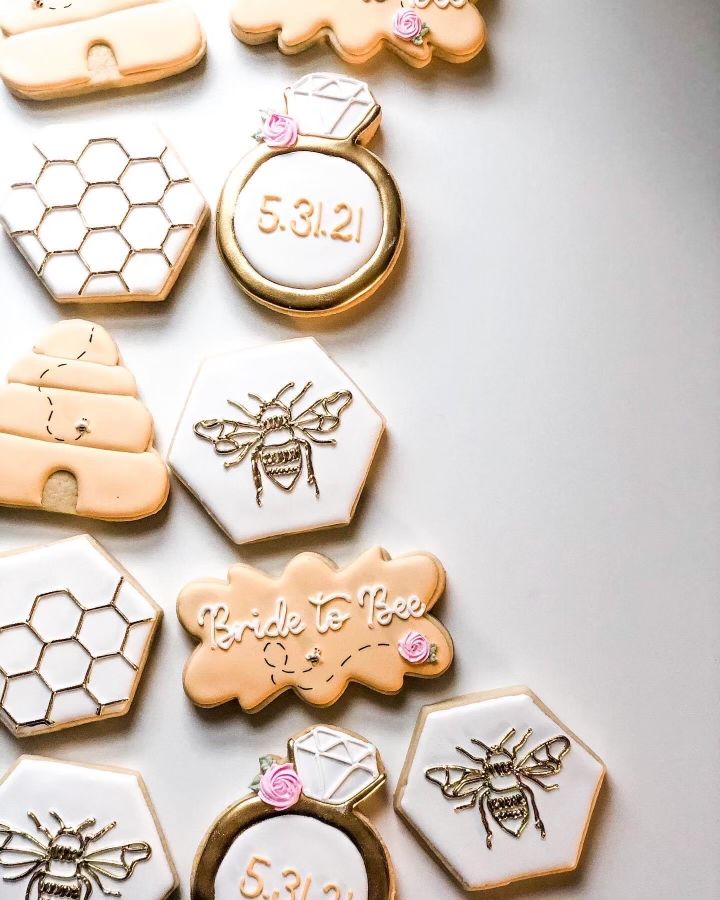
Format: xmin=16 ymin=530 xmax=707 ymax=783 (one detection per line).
xmin=0 ymin=319 xmax=170 ymax=521
xmin=394 ymin=687 xmax=607 ymax=892
xmin=178 ymin=547 xmax=452 ymax=713
xmin=1 ymin=123 xmax=208 ymax=304
xmin=217 ymin=73 xmax=404 ymax=317
xmin=168 ymin=337 xmax=385 ymax=544
xmin=191 ymin=725 xmax=395 ymax=900
xmin=0 ymin=756 xmax=177 ymax=899
xmin=231 ymin=0 xmax=486 ymax=68
xmin=0 ymin=535 xmax=161 ymax=738
xmin=0 ymin=0 xmax=206 ymax=101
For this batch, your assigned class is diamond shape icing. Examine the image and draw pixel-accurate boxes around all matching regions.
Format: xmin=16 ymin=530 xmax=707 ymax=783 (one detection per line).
xmin=0 ymin=757 xmax=177 ymax=900
xmin=395 ymin=687 xmax=606 ymax=892
xmin=0 ymin=535 xmax=161 ymax=737
xmin=0 ymin=123 xmax=207 ymax=303
xmin=291 ymin=726 xmax=382 ymax=805
xmin=168 ymin=337 xmax=385 ymax=544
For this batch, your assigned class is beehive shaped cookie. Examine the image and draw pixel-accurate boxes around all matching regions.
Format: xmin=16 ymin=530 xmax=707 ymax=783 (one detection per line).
xmin=232 ymin=0 xmax=486 ymax=68
xmin=0 ymin=0 xmax=206 ymax=100
xmin=0 ymin=319 xmax=169 ymax=521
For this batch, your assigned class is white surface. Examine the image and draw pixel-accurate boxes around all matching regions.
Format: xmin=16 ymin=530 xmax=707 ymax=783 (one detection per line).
xmin=214 ymin=815 xmax=369 ymax=900
xmin=0 ymin=2 xmax=717 ymax=898
xmin=293 ymin=725 xmax=380 ymax=804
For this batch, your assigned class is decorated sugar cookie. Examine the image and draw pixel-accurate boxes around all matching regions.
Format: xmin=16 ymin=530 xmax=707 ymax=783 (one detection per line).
xmin=1 ymin=123 xmax=208 ymax=303
xmin=191 ymin=725 xmax=395 ymax=899
xmin=168 ymin=337 xmax=385 ymax=543
xmin=217 ymin=73 xmax=404 ymax=316
xmin=395 ymin=687 xmax=607 ymax=892
xmin=0 ymin=534 xmax=161 ymax=738
xmin=0 ymin=756 xmax=177 ymax=899
xmin=232 ymin=0 xmax=486 ymax=67
xmin=0 ymin=319 xmax=169 ymax=521
xmin=0 ymin=0 xmax=206 ymax=100
xmin=178 ymin=547 xmax=452 ymax=713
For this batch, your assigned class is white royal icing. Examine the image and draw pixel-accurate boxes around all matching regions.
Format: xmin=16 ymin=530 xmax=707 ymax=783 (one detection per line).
xmin=0 ymin=123 xmax=206 ymax=301
xmin=233 ymin=151 xmax=384 ymax=290
xmin=286 ymin=73 xmax=376 ymax=140
xmin=0 ymin=535 xmax=160 ymax=736
xmin=403 ymin=0 xmax=467 ymax=8
xmin=397 ymin=691 xmax=605 ymax=890
xmin=168 ymin=337 xmax=385 ymax=545
xmin=293 ymin=726 xmax=380 ymax=804
xmin=0 ymin=757 xmax=176 ymax=900
xmin=214 ymin=815 xmax=368 ymax=900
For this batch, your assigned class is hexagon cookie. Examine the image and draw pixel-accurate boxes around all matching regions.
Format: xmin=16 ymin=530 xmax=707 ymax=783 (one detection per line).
xmin=0 ymin=123 xmax=208 ymax=302
xmin=0 ymin=534 xmax=161 ymax=738
xmin=0 ymin=757 xmax=177 ymax=900
xmin=168 ymin=337 xmax=385 ymax=544
xmin=395 ymin=687 xmax=606 ymax=892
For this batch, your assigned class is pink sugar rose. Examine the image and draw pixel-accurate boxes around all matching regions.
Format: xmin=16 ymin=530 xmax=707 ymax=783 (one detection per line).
xmin=392 ymin=8 xmax=426 ymax=43
xmin=261 ymin=113 xmax=298 ymax=148
xmin=398 ymin=631 xmax=435 ymax=665
xmin=258 ymin=762 xmax=303 ymax=810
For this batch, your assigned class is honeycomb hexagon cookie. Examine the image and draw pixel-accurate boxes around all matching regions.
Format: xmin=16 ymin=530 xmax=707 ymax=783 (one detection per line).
xmin=0 ymin=123 xmax=208 ymax=303
xmin=395 ymin=686 xmax=606 ymax=892
xmin=0 ymin=534 xmax=161 ymax=738
xmin=168 ymin=337 xmax=385 ymax=544
xmin=0 ymin=756 xmax=177 ymax=899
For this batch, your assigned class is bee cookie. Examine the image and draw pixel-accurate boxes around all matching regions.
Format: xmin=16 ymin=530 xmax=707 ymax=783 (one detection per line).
xmin=0 ymin=534 xmax=161 ymax=738
xmin=0 ymin=0 xmax=206 ymax=101
xmin=191 ymin=725 xmax=395 ymax=900
xmin=217 ymin=73 xmax=404 ymax=316
xmin=232 ymin=0 xmax=486 ymax=68
xmin=0 ymin=319 xmax=170 ymax=521
xmin=1 ymin=123 xmax=208 ymax=304
xmin=395 ymin=686 xmax=607 ymax=892
xmin=168 ymin=337 xmax=385 ymax=544
xmin=0 ymin=756 xmax=177 ymax=899
xmin=178 ymin=547 xmax=451 ymax=713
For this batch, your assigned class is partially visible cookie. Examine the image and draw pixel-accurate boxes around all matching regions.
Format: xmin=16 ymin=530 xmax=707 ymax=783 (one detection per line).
xmin=1 ymin=123 xmax=208 ymax=303
xmin=0 ymin=319 xmax=169 ymax=521
xmin=0 ymin=756 xmax=177 ymax=899
xmin=231 ymin=0 xmax=486 ymax=68
xmin=0 ymin=0 xmax=206 ymax=100
xmin=0 ymin=534 xmax=161 ymax=738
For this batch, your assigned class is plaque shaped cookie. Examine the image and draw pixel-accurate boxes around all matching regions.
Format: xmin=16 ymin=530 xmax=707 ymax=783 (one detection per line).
xmin=178 ymin=547 xmax=452 ymax=713
xmin=0 ymin=534 xmax=161 ymax=738
xmin=1 ymin=123 xmax=208 ymax=303
xmin=191 ymin=725 xmax=395 ymax=900
xmin=217 ymin=73 xmax=404 ymax=316
xmin=168 ymin=337 xmax=385 ymax=543
xmin=232 ymin=0 xmax=486 ymax=68
xmin=0 ymin=756 xmax=177 ymax=899
xmin=0 ymin=319 xmax=170 ymax=521
xmin=0 ymin=0 xmax=206 ymax=100
xmin=395 ymin=687 xmax=607 ymax=892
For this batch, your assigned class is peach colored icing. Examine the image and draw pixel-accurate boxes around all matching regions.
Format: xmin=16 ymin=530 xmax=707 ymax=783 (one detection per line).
xmin=178 ymin=547 xmax=453 ymax=712
xmin=231 ymin=0 xmax=486 ymax=66
xmin=0 ymin=0 xmax=205 ymax=99
xmin=0 ymin=319 xmax=169 ymax=521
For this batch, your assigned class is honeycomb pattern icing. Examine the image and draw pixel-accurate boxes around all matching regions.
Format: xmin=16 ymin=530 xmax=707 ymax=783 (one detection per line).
xmin=0 ymin=123 xmax=207 ymax=302
xmin=0 ymin=535 xmax=161 ymax=737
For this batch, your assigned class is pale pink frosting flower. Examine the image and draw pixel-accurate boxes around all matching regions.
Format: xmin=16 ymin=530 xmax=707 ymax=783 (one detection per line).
xmin=398 ymin=631 xmax=433 ymax=664
xmin=261 ymin=113 xmax=299 ymax=148
xmin=258 ymin=763 xmax=303 ymax=810
xmin=392 ymin=8 xmax=425 ymax=42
